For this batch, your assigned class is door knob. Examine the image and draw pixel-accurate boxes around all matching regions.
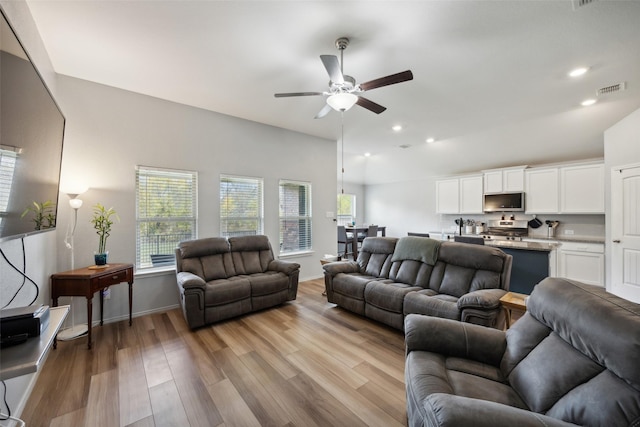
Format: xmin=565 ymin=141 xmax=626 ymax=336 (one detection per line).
xmin=613 ymin=239 xmax=621 ymax=243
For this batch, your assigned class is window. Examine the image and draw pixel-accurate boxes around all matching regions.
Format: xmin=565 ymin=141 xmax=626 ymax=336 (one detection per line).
xmin=337 ymin=193 xmax=356 ymax=226
xmin=0 ymin=147 xmax=18 ymax=228
xmin=279 ymin=180 xmax=312 ymax=254
xmin=136 ymin=166 xmax=197 ymax=269
xmin=220 ymin=175 xmax=264 ymax=237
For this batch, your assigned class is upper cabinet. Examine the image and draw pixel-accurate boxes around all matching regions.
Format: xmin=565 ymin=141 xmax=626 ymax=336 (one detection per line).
xmin=525 ymin=162 xmax=604 ymax=214
xmin=560 ymin=163 xmax=605 ymax=213
xmin=436 ymin=175 xmax=483 ymax=214
xmin=436 ymin=178 xmax=460 ymax=214
xmin=460 ymin=175 xmax=484 ymax=214
xmin=525 ymin=167 xmax=559 ymax=214
xmin=483 ymin=166 xmax=526 ymax=194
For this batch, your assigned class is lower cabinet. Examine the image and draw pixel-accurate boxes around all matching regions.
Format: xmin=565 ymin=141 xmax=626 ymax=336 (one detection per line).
xmin=557 ymin=242 xmax=605 ymax=287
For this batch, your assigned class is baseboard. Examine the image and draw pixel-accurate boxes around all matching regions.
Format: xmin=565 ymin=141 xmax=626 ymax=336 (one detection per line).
xmin=90 ymin=304 xmax=181 ymax=327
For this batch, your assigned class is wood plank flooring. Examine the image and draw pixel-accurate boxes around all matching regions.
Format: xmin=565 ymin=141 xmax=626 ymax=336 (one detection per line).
xmin=21 ymin=279 xmax=407 ymax=427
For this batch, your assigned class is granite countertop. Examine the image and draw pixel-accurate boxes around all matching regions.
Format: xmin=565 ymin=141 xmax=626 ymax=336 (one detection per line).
xmin=524 ymin=235 xmax=605 ymax=244
xmin=484 ymin=240 xmax=559 ymax=252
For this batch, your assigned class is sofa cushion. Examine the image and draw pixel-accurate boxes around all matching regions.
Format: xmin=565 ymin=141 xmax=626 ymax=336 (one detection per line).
xmin=178 ymin=237 xmax=231 ymax=280
xmin=229 ymin=235 xmax=274 ymax=275
xmin=389 ymin=259 xmax=434 ymax=287
xmin=333 ymin=273 xmax=379 ymax=300
xmin=403 ymin=290 xmax=460 ymax=320
xmin=246 ymin=271 xmax=289 ymax=296
xmin=204 ymin=277 xmax=251 ymax=307
xmin=364 ymin=281 xmax=421 ymax=313
xmin=356 ymin=237 xmax=397 ymax=278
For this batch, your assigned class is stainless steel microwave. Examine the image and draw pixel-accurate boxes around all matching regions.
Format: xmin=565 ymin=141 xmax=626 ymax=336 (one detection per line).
xmin=483 ymin=192 xmax=525 ymax=212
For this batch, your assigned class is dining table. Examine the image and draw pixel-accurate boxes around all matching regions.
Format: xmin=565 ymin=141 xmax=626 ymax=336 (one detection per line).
xmin=345 ymin=225 xmax=386 ymax=259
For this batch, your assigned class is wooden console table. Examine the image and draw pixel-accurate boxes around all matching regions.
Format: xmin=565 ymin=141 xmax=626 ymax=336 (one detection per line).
xmin=51 ymin=263 xmax=134 ymax=349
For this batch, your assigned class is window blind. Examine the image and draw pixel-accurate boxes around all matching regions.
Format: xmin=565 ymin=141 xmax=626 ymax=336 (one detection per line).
xmin=136 ymin=166 xmax=197 ymax=268
xmin=220 ymin=175 xmax=264 ymax=237
xmin=0 ymin=148 xmax=17 ymax=216
xmin=279 ymin=180 xmax=312 ymax=253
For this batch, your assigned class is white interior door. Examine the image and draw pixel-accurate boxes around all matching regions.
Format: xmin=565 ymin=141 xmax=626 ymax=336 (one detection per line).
xmin=611 ymin=165 xmax=640 ymax=303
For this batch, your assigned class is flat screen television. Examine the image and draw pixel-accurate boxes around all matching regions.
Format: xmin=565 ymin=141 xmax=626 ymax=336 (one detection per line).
xmin=0 ymin=8 xmax=65 ymax=241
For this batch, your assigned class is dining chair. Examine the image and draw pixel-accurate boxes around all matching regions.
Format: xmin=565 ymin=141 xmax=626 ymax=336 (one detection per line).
xmin=337 ymin=225 xmax=354 ymax=259
xmin=453 ymin=235 xmax=485 ymax=245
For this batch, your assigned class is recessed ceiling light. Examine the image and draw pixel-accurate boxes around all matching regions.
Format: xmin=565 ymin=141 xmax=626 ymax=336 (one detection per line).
xmin=569 ymin=67 xmax=589 ymax=78
xmin=581 ymin=99 xmax=596 ymax=106
xmin=426 ymin=137 xmax=435 ymax=143
xmin=392 ymin=125 xmax=402 ymax=132
xmin=364 ymin=152 xmax=371 ymax=157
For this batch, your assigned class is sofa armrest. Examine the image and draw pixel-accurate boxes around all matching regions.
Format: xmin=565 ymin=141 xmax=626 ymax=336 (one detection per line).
xmin=457 ymin=288 xmax=507 ymax=310
xmin=176 ymin=271 xmax=206 ymax=290
xmin=322 ymin=260 xmax=359 ymax=276
xmin=419 ymin=394 xmax=578 ymax=427
xmin=404 ymin=314 xmax=506 ymax=366
xmin=268 ymin=259 xmax=300 ymax=275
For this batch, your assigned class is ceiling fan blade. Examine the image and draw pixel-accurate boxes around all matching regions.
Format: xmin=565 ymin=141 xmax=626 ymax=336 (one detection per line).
xmin=356 ymin=96 xmax=387 ymax=114
xmin=320 ymin=55 xmax=344 ymax=84
xmin=359 ymin=70 xmax=414 ymax=91
xmin=274 ymin=92 xmax=324 ymax=98
xmin=314 ymin=103 xmax=333 ymax=119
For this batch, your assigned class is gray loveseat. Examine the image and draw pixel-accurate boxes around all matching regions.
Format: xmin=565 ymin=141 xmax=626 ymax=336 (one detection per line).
xmin=322 ymin=236 xmax=512 ymax=330
xmin=405 ymin=277 xmax=640 ymax=427
xmin=175 ymin=235 xmax=300 ymax=329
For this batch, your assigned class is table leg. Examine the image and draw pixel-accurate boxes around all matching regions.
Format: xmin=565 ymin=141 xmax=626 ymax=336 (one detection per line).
xmin=100 ymin=288 xmax=104 ymax=326
xmin=53 ymin=296 xmax=58 ymax=349
xmin=128 ymin=281 xmax=133 ymax=326
xmin=352 ymin=238 xmax=358 ymax=260
xmin=87 ymin=297 xmax=93 ymax=350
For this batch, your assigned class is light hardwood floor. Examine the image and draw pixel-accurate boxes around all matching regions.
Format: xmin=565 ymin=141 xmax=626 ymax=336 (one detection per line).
xmin=22 ymin=279 xmax=407 ymax=427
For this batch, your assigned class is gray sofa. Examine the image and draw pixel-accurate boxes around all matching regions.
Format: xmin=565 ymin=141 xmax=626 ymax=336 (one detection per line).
xmin=175 ymin=235 xmax=300 ymax=329
xmin=405 ymin=277 xmax=640 ymax=427
xmin=322 ymin=236 xmax=512 ymax=330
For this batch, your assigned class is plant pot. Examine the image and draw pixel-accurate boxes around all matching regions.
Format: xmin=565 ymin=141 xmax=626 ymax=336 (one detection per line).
xmin=94 ymin=251 xmax=109 ymax=266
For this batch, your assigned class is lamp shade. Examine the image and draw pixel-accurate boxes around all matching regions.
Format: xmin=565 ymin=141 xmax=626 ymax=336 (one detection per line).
xmin=69 ymin=198 xmax=83 ymax=209
xmin=327 ymin=93 xmax=358 ymax=112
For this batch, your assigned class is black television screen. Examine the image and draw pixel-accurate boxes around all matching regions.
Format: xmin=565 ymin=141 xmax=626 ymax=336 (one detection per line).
xmin=0 ymin=8 xmax=65 ymax=241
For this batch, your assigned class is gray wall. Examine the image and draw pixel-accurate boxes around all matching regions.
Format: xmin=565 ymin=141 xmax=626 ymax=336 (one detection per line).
xmin=55 ymin=74 xmax=337 ymax=325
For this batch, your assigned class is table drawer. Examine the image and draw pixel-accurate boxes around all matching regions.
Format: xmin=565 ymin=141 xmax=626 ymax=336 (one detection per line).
xmin=98 ymin=270 xmax=131 ymax=287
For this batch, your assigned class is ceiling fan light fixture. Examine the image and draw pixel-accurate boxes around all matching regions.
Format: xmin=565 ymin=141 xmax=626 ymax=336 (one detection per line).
xmin=327 ymin=93 xmax=358 ymax=112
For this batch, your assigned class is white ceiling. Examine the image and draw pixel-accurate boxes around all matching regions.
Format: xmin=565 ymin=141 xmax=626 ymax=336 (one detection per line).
xmin=25 ymin=0 xmax=640 ymax=184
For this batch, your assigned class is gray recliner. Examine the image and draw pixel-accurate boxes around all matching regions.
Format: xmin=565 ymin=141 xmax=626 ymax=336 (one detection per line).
xmin=404 ymin=277 xmax=640 ymax=427
xmin=175 ymin=235 xmax=300 ymax=329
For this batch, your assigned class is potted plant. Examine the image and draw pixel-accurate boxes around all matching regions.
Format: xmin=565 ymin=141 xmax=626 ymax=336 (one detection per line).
xmin=90 ymin=203 xmax=119 ymax=265
xmin=21 ymin=200 xmax=56 ymax=230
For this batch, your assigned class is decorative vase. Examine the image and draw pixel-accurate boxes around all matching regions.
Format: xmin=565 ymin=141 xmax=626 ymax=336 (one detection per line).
xmin=94 ymin=251 xmax=108 ymax=266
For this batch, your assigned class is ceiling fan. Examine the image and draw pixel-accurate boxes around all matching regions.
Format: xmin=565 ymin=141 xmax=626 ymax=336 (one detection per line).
xmin=274 ymin=37 xmax=414 ymax=119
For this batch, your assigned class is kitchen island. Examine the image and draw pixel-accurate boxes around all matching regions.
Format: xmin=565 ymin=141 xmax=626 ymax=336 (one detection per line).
xmin=485 ymin=240 xmax=559 ymax=294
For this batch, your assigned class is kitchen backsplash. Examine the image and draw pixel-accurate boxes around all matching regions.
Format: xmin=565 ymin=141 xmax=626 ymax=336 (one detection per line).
xmin=439 ymin=214 xmax=605 ymax=239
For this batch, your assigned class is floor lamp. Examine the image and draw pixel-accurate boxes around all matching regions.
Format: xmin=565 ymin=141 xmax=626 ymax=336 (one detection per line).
xmin=58 ymin=192 xmax=88 ymax=340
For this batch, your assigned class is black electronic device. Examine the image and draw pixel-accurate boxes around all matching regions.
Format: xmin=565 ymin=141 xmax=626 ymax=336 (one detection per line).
xmin=0 ymin=304 xmax=50 ymax=343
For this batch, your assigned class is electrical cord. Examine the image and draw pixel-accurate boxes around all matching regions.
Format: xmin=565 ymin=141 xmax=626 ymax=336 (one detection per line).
xmin=0 ymin=237 xmax=40 ymax=308
xmin=0 ymin=380 xmax=9 ymax=420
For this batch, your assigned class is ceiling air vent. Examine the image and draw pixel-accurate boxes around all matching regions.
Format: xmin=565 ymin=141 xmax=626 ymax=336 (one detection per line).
xmin=572 ymin=0 xmax=597 ymax=10
xmin=597 ymin=82 xmax=627 ymax=96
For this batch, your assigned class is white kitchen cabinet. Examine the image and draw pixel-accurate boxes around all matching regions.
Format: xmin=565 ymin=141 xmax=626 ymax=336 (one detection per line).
xmin=560 ymin=163 xmax=604 ymax=213
xmin=483 ymin=166 xmax=525 ymax=193
xmin=460 ymin=175 xmax=484 ymax=214
xmin=436 ymin=178 xmax=460 ymax=214
xmin=557 ymin=241 xmax=605 ymax=287
xmin=436 ymin=175 xmax=483 ymax=214
xmin=525 ymin=167 xmax=559 ymax=214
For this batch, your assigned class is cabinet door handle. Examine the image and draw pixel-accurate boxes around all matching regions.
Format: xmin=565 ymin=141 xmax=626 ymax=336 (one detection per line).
xmin=613 ymin=240 xmax=621 ymax=243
